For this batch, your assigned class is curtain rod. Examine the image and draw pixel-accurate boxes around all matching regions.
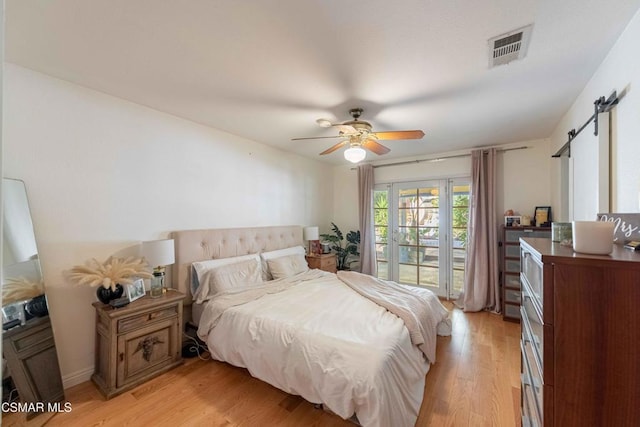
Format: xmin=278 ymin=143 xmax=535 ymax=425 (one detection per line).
xmin=350 ymin=145 xmax=529 ymax=170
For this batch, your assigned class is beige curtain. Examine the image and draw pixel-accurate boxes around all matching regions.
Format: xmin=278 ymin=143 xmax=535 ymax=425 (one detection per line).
xmin=457 ymin=148 xmax=500 ymax=312
xmin=357 ymin=164 xmax=377 ymax=276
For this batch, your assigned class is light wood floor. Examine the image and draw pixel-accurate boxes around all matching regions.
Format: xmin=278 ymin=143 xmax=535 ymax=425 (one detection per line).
xmin=2 ymin=302 xmax=521 ymax=427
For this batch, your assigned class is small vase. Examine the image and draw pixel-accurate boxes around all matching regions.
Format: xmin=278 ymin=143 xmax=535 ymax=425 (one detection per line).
xmin=25 ymin=294 xmax=49 ymax=317
xmin=96 ymin=284 xmax=124 ymax=304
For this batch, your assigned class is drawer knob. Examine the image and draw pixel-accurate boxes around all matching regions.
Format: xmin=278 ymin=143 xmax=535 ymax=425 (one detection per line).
xmin=148 ymin=312 xmax=159 ymax=321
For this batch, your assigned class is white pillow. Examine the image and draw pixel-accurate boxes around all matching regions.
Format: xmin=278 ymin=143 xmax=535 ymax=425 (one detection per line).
xmin=266 ymin=254 xmax=309 ymax=280
xmin=261 ymin=246 xmax=306 ymax=280
xmin=192 ymin=254 xmax=262 ymax=303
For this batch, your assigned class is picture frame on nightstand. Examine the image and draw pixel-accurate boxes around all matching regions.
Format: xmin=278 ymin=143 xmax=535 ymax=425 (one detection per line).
xmin=126 ymin=278 xmax=145 ymax=302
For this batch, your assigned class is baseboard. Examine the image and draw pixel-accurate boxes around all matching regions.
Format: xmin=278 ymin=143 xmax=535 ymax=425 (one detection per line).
xmin=62 ymin=366 xmax=94 ymax=389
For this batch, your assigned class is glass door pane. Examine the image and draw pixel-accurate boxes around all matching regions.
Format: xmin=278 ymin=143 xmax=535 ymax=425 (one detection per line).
xmin=450 ymin=182 xmax=470 ymax=297
xmin=394 ymin=182 xmax=443 ymax=295
xmin=374 ymin=187 xmax=390 ymax=280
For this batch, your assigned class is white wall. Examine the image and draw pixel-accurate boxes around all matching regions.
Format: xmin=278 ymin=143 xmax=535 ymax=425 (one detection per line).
xmin=332 ymin=140 xmax=551 ymax=232
xmin=498 ymin=140 xmax=552 ymax=220
xmin=550 ymin=8 xmax=640 ymax=217
xmin=3 ymin=64 xmax=334 ymax=386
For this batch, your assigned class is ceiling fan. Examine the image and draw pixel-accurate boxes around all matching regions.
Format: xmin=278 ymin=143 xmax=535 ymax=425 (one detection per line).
xmin=292 ymin=108 xmax=425 ymax=163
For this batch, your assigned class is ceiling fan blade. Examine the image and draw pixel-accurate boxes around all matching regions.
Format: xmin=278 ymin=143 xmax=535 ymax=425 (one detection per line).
xmin=373 ymin=130 xmax=425 ymax=140
xmin=291 ymin=135 xmax=344 ymax=141
xmin=320 ymin=140 xmax=348 ymax=155
xmin=362 ymin=138 xmax=391 ymax=155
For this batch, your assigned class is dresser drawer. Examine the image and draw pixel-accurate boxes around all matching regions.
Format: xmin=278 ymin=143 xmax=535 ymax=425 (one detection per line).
xmin=505 ymin=288 xmax=521 ymax=304
xmin=521 ymin=247 xmax=543 ymax=306
xmin=521 ymin=285 xmax=544 ymax=373
xmin=505 ymin=259 xmax=520 ymax=273
xmin=505 ymin=229 xmax=524 ymax=243
xmin=520 ymin=337 xmax=544 ymax=420
xmin=118 ymin=306 xmax=178 ymax=334
xmin=521 ymin=362 xmax=542 ymax=427
xmin=504 ymin=273 xmax=521 ymax=290
xmin=505 ymin=244 xmax=521 ymax=258
xmin=504 ymin=303 xmax=520 ymax=320
xmin=506 ymin=228 xmax=550 ymax=242
xmin=522 ymin=318 xmax=543 ymax=420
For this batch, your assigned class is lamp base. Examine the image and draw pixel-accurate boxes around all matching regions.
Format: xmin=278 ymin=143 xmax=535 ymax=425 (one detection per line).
xmin=150 ymin=272 xmax=164 ymax=298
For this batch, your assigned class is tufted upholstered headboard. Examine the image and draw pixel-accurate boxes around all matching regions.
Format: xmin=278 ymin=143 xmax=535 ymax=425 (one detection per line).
xmin=170 ymin=225 xmax=303 ymax=305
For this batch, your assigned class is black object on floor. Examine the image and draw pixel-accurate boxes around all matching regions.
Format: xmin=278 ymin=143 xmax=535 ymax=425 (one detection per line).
xmin=182 ymin=343 xmax=201 ymax=358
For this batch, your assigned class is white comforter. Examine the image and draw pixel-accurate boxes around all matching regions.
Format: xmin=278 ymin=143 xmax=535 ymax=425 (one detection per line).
xmin=197 ymin=270 xmax=451 ymax=427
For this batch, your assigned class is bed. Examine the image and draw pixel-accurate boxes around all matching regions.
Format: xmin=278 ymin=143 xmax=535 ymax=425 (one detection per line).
xmin=171 ymin=226 xmax=451 ymax=427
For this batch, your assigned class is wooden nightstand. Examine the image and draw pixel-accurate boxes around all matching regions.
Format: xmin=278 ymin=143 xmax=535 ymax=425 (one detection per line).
xmin=2 ymin=316 xmax=64 ymax=419
xmin=306 ymin=253 xmax=337 ymax=273
xmin=92 ymin=290 xmax=184 ymax=399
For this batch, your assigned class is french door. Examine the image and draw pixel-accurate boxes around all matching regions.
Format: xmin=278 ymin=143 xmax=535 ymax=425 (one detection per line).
xmin=374 ymin=179 xmax=469 ymax=299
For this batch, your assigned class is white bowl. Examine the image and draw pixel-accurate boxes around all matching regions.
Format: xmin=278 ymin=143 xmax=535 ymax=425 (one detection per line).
xmin=572 ymin=221 xmax=615 ymax=255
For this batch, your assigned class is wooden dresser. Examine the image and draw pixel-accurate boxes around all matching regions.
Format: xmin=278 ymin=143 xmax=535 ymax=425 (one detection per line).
xmin=92 ymin=290 xmax=184 ymax=399
xmin=500 ymin=226 xmax=550 ymax=321
xmin=305 ymin=253 xmax=337 ymax=273
xmin=519 ymin=238 xmax=640 ymax=426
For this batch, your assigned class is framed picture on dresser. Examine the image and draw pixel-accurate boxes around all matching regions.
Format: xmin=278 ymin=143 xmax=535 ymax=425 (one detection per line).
xmin=534 ymin=206 xmax=551 ymax=226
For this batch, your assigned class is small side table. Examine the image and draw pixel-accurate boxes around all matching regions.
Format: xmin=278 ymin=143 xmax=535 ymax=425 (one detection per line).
xmin=305 ymin=253 xmax=337 ymax=273
xmin=92 ymin=290 xmax=184 ymax=399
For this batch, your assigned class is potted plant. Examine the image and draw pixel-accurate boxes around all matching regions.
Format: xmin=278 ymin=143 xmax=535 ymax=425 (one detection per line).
xmin=320 ymin=223 xmax=360 ymax=270
xmin=69 ymin=256 xmax=152 ymax=303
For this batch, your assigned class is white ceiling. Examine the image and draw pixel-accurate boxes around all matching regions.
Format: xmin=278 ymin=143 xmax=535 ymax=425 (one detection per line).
xmin=5 ymin=0 xmax=640 ymax=164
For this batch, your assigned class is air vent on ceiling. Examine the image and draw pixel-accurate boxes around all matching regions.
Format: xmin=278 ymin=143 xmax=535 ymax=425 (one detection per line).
xmin=488 ymin=24 xmax=533 ymax=68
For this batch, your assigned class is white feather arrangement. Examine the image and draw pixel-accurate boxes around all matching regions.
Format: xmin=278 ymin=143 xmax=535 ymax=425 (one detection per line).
xmin=68 ymin=256 xmax=153 ymax=291
xmin=2 ymin=278 xmax=45 ymax=305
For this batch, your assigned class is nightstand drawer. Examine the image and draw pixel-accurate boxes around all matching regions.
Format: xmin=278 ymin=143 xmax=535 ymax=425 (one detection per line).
xmin=306 ymin=254 xmax=337 ymax=273
xmin=118 ymin=306 xmax=178 ymax=333
xmin=318 ymin=257 xmax=336 ymax=269
xmin=10 ymin=324 xmax=54 ymax=354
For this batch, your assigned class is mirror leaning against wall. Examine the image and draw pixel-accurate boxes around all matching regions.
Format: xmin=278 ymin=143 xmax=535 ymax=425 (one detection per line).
xmin=2 ymin=178 xmax=65 ymax=419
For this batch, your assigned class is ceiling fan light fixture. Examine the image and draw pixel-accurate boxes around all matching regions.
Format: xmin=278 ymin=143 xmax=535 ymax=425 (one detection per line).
xmin=316 ymin=118 xmax=333 ymax=128
xmin=344 ymin=146 xmax=366 ymax=163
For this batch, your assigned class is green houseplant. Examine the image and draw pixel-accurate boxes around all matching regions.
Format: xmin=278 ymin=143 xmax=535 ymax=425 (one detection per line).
xmin=320 ymin=223 xmax=360 ymax=270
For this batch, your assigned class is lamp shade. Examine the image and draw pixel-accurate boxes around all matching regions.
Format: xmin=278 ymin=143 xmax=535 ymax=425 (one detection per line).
xmin=303 ymin=226 xmax=319 ymax=241
xmin=141 ymin=239 xmax=175 ymax=268
xmin=344 ymin=146 xmax=366 ymax=163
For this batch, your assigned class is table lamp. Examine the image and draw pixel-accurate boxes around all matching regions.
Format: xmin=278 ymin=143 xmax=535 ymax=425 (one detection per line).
xmin=303 ymin=226 xmax=320 ymax=256
xmin=141 ymin=239 xmax=175 ymax=298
